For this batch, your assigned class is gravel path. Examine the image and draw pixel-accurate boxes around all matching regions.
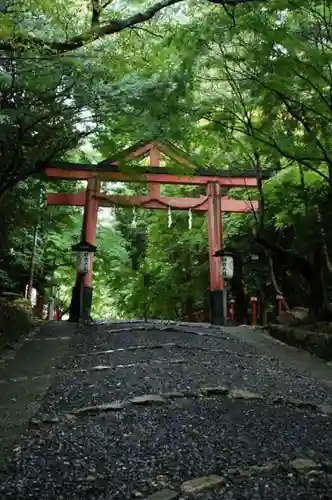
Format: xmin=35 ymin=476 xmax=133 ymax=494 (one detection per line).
xmin=1 ymin=320 xmax=332 ymax=499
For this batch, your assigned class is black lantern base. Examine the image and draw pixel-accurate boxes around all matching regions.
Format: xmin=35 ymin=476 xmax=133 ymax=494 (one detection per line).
xmin=69 ymin=285 xmax=93 ymax=322
xmin=209 ymin=290 xmax=226 ymax=325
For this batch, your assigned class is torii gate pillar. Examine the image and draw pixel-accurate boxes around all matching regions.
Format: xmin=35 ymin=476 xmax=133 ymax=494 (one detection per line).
xmin=69 ymin=177 xmax=99 ymax=322
xmin=207 ymin=182 xmax=224 ymax=325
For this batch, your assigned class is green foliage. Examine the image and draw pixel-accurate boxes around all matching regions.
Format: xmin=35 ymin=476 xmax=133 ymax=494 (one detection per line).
xmin=3 ymin=0 xmax=332 ymax=322
xmin=0 ymin=0 xmax=203 ymax=198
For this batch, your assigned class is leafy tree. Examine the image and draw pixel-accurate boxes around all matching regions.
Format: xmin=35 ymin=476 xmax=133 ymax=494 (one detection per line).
xmin=165 ymin=0 xmax=332 ymax=320
xmin=0 ymin=1 xmax=202 ymax=199
xmin=4 ymin=0 xmax=332 ymax=325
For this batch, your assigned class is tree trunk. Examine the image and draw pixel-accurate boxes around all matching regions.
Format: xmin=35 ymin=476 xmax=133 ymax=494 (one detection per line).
xmin=306 ymin=246 xmax=332 ymax=321
xmin=257 ymin=235 xmax=332 ymax=321
xmin=185 ymin=297 xmax=195 ymax=322
xmin=231 ymin=252 xmax=249 ymax=324
xmin=257 ymin=283 xmax=267 ymax=326
xmin=203 ymin=291 xmax=210 ymax=322
xmin=267 ymin=254 xmax=290 ymax=310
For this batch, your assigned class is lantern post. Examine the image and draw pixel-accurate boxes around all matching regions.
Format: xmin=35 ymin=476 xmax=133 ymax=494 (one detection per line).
xmin=70 ymin=241 xmax=97 ymax=322
xmin=214 ymin=247 xmax=235 ymax=325
xmin=230 ymin=298 xmax=235 ymax=322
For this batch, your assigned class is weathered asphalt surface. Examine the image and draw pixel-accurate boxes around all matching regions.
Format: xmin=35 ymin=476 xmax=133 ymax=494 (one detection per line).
xmin=1 ymin=320 xmax=332 ymax=499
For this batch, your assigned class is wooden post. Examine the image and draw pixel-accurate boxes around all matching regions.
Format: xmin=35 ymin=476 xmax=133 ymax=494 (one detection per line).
xmin=207 ymin=182 xmax=224 ymax=324
xmin=230 ymin=299 xmax=235 ymax=322
xmin=148 ymin=146 xmax=161 ymax=198
xmin=276 ymin=294 xmax=283 ymax=315
xmin=251 ymin=296 xmax=258 ymax=327
xmin=83 ymin=177 xmax=100 ymax=287
xmin=69 ymin=177 xmax=100 ymax=322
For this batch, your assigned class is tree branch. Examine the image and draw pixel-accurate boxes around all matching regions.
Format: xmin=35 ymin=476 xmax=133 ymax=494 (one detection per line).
xmin=102 ymin=0 xmax=114 ymax=7
xmin=91 ymin=0 xmax=102 ymax=26
xmin=130 ymin=26 xmax=164 ymax=39
xmin=204 ymin=114 xmax=332 ymax=184
xmin=0 ymin=0 xmax=267 ymax=54
xmin=316 ymin=206 xmax=332 ymax=276
xmin=255 ymin=233 xmax=314 ymax=283
xmin=1 ymin=0 xmax=183 ymax=53
xmin=208 ymin=0 xmax=265 ymax=4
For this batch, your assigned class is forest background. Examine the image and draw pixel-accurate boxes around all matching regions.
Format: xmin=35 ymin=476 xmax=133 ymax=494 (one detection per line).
xmin=1 ymin=0 xmax=332 ymax=324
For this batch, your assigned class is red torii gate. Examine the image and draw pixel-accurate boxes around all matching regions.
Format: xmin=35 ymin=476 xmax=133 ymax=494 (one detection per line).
xmin=45 ymin=140 xmax=259 ymax=324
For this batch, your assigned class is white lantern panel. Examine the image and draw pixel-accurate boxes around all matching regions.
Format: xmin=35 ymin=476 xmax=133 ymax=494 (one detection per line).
xmin=76 ymin=251 xmax=91 ymax=275
xmin=222 ymin=255 xmax=234 ymax=279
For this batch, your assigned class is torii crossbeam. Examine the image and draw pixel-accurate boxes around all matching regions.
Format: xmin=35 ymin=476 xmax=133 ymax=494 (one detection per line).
xmin=45 ymin=140 xmax=263 ymax=324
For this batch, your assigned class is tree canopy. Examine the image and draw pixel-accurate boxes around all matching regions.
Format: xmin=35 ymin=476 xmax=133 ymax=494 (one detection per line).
xmin=0 ymin=0 xmax=267 ymax=54
xmin=1 ymin=0 xmax=332 ymax=323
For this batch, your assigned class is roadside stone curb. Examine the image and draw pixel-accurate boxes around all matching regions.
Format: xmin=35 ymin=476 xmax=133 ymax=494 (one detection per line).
xmin=267 ymin=323 xmax=332 ymax=361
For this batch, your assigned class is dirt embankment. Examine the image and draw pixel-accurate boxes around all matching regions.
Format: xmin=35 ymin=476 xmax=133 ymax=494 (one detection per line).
xmin=0 ymin=295 xmax=39 ymax=350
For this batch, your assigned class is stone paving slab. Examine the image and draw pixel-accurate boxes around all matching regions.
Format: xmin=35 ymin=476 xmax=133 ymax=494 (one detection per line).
xmin=1 ymin=321 xmax=332 ymax=499
xmin=0 ymin=322 xmax=75 ymax=467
